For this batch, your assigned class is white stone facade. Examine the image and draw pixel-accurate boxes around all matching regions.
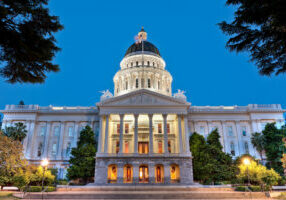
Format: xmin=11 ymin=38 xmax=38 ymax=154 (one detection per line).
xmin=1 ymin=29 xmax=285 ymax=182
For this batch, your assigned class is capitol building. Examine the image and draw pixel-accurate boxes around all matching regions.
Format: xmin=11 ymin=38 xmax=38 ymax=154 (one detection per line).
xmin=1 ymin=28 xmax=285 ymax=184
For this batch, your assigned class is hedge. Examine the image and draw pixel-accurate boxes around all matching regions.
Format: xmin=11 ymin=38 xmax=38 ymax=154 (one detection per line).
xmin=25 ymin=186 xmax=56 ymax=192
xmin=235 ymin=186 xmax=262 ymax=192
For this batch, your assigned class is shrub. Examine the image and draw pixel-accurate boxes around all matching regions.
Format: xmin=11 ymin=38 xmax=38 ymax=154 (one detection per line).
xmin=57 ymin=179 xmax=68 ymax=185
xmin=26 ymin=186 xmax=56 ymax=192
xmin=235 ymin=186 xmax=247 ymax=191
xmin=235 ymin=186 xmax=262 ymax=192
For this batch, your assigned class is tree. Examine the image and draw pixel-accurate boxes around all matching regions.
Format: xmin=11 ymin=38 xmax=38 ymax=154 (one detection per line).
xmin=2 ymin=122 xmax=27 ymax=142
xmin=262 ymin=123 xmax=285 ymax=175
xmin=218 ymin=0 xmax=286 ymax=76
xmin=237 ymin=159 xmax=281 ymax=190
xmin=66 ymin=126 xmax=97 ymax=184
xmin=0 ymin=133 xmax=27 ymax=189
xmin=251 ymin=132 xmax=265 ymax=161
xmin=190 ymin=130 xmax=235 ymax=184
xmin=0 ymin=0 xmax=63 ymax=83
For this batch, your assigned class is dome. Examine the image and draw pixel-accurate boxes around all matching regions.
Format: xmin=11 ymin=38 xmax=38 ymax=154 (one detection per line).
xmin=124 ymin=41 xmax=161 ymax=57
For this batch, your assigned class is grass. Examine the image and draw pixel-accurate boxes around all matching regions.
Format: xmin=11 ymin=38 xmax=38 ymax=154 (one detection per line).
xmin=0 ymin=192 xmax=18 ymax=200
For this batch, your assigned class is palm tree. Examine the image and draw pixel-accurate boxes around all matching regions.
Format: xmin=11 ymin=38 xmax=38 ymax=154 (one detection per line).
xmin=2 ymin=122 xmax=27 ymax=142
xmin=251 ymin=132 xmax=265 ymax=161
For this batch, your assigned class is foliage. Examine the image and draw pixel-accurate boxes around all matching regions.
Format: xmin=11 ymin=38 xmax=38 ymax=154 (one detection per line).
xmin=0 ymin=133 xmax=27 ymax=188
xmin=2 ymin=122 xmax=27 ymax=142
xmin=251 ymin=132 xmax=265 ymax=160
xmin=0 ymin=0 xmax=63 ymax=83
xmin=190 ymin=129 xmax=236 ymax=184
xmin=25 ymin=186 xmax=56 ymax=192
xmin=218 ymin=0 xmax=286 ymax=76
xmin=262 ymin=123 xmax=285 ymax=175
xmin=235 ymin=185 xmax=262 ymax=192
xmin=57 ymin=179 xmax=68 ymax=185
xmin=237 ymin=159 xmax=281 ymax=189
xmin=28 ymin=166 xmax=55 ymax=186
xmin=66 ymin=126 xmax=97 ymax=184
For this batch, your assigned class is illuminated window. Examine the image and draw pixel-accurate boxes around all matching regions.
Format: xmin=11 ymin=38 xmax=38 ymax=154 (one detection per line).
xmin=241 ymin=126 xmax=247 ymax=136
xmin=155 ymin=165 xmax=164 ymax=183
xmin=158 ymin=141 xmax=163 ymax=154
xmin=125 ymin=124 xmax=129 ymax=134
xmin=148 ymin=79 xmax=151 ymax=88
xmin=68 ymin=127 xmax=73 ymax=137
xmin=108 ymin=165 xmax=117 ymax=183
xmin=227 ymin=126 xmax=233 ymax=136
xmin=117 ymin=124 xmax=120 ymax=134
xmin=37 ymin=142 xmax=43 ymax=157
xmin=136 ymin=79 xmax=139 ymax=88
xmin=167 ymin=123 xmax=170 ymax=134
xmin=170 ymin=164 xmax=180 ymax=183
xmin=139 ymin=165 xmax=149 ymax=183
xmin=138 ymin=142 xmax=148 ymax=154
xmin=158 ymin=124 xmax=162 ymax=134
xmin=124 ymin=141 xmax=129 ymax=153
xmin=54 ymin=126 xmax=60 ymax=136
xmin=124 ymin=165 xmax=133 ymax=183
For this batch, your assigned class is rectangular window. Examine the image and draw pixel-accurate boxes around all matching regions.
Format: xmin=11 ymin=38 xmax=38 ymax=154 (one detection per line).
xmin=52 ymin=143 xmax=57 ymax=156
xmin=68 ymin=127 xmax=73 ymax=137
xmin=241 ymin=126 xmax=247 ymax=136
xmin=227 ymin=126 xmax=233 ymax=136
xmin=54 ymin=126 xmax=60 ymax=136
xmin=39 ymin=127 xmax=45 ymax=136
xmin=117 ymin=124 xmax=120 ymax=134
xmin=158 ymin=124 xmax=162 ymax=134
xmin=136 ymin=79 xmax=139 ymax=88
xmin=158 ymin=141 xmax=163 ymax=154
xmin=168 ymin=141 xmax=171 ymax=153
xmin=199 ymin=126 xmax=205 ymax=135
xmin=66 ymin=142 xmax=71 ymax=157
xmin=37 ymin=142 xmax=43 ymax=157
xmin=167 ymin=123 xmax=170 ymax=134
xmin=148 ymin=79 xmax=151 ymax=88
xmin=138 ymin=142 xmax=149 ymax=154
xmin=124 ymin=141 xmax=129 ymax=153
xmin=125 ymin=124 xmax=129 ymax=134
xmin=244 ymin=142 xmax=249 ymax=154
xmin=116 ymin=141 xmax=120 ymax=154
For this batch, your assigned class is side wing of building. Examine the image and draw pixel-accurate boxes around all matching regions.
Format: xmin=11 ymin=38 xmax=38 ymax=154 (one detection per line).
xmin=188 ymin=104 xmax=285 ymax=158
xmin=0 ymin=105 xmax=99 ymax=179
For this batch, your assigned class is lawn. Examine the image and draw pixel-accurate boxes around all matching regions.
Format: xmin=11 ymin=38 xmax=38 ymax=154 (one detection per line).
xmin=0 ymin=192 xmax=18 ymax=200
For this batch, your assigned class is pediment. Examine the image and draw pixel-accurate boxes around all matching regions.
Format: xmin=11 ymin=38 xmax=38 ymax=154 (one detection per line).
xmin=97 ymin=89 xmax=190 ymax=107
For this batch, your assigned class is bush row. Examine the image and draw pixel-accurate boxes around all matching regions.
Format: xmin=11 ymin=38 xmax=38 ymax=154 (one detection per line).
xmin=23 ymin=186 xmax=56 ymax=192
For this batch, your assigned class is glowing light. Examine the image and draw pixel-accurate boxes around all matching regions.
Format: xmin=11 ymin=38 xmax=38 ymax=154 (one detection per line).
xmin=243 ymin=158 xmax=250 ymax=166
xmin=41 ymin=158 xmax=49 ymax=167
xmin=139 ymin=170 xmax=143 ymax=178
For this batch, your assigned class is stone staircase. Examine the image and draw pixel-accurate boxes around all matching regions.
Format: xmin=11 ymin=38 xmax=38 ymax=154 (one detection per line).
xmin=19 ymin=186 xmax=271 ymax=199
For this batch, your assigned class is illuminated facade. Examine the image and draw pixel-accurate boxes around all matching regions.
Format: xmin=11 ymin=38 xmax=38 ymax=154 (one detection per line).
xmin=1 ymin=28 xmax=285 ymax=183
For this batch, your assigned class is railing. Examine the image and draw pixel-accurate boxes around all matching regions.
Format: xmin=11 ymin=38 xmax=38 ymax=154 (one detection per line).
xmin=190 ymin=104 xmax=283 ymax=112
xmin=4 ymin=104 xmax=97 ymax=112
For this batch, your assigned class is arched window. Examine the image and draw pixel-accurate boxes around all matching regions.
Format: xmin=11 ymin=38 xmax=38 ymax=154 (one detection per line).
xmin=108 ymin=165 xmax=117 ymax=183
xmin=170 ymin=164 xmax=180 ymax=183
xmin=230 ymin=142 xmax=235 ymax=156
xmin=244 ymin=142 xmax=249 ymax=154
xmin=155 ymin=165 xmax=164 ymax=183
xmin=123 ymin=165 xmax=133 ymax=183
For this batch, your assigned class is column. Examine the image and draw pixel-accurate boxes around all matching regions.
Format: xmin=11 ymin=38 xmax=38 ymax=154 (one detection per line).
xmin=163 ymin=114 xmax=168 ymax=154
xmin=119 ymin=114 xmax=124 ymax=154
xmin=43 ymin=122 xmax=52 ymax=158
xmin=221 ymin=121 xmax=227 ymax=151
xmin=149 ymin=163 xmax=155 ymax=184
xmin=178 ymin=115 xmax=183 ymax=153
xmin=73 ymin=121 xmax=80 ymax=148
xmin=104 ymin=115 xmax=110 ymax=153
xmin=23 ymin=120 xmax=30 ymax=155
xmin=134 ymin=114 xmax=139 ymax=154
xmin=235 ymin=121 xmax=241 ymax=155
xmin=183 ymin=115 xmax=190 ymax=153
xmin=148 ymin=114 xmax=154 ymax=154
xmin=97 ymin=116 xmax=104 ymax=153
xmin=27 ymin=121 xmax=36 ymax=159
xmin=57 ymin=121 xmax=66 ymax=159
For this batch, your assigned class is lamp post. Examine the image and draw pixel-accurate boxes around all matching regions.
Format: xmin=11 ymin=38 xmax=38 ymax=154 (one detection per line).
xmin=41 ymin=159 xmax=49 ymax=200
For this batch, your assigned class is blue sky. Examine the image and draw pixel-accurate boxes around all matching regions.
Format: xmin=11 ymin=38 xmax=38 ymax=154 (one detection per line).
xmin=0 ymin=0 xmax=285 ymax=109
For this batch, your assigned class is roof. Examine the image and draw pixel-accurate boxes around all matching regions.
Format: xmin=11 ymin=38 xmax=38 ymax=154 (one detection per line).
xmin=124 ymin=41 xmax=161 ymax=57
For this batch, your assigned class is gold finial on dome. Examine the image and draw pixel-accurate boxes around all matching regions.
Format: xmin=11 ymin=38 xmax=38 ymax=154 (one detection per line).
xmin=138 ymin=26 xmax=147 ymax=40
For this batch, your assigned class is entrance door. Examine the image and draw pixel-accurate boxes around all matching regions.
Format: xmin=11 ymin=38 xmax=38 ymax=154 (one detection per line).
xmin=139 ymin=166 xmax=149 ymax=183
xmin=138 ymin=142 xmax=149 ymax=154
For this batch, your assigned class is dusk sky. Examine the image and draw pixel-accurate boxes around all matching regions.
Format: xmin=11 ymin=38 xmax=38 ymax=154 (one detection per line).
xmin=0 ymin=0 xmax=285 ymax=110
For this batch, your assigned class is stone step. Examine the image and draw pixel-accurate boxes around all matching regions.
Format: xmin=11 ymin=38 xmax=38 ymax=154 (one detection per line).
xmin=21 ymin=191 xmax=270 ymax=199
